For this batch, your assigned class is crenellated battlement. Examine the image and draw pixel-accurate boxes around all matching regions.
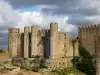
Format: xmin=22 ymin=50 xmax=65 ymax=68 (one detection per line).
xmin=79 ymin=24 xmax=100 ymax=29
xmin=8 ymin=28 xmax=20 ymax=30
xmin=79 ymin=24 xmax=100 ymax=54
xmin=8 ymin=28 xmax=20 ymax=33
xmin=79 ymin=24 xmax=100 ymax=34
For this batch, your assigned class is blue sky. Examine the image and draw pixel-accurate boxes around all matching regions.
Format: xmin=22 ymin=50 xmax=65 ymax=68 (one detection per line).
xmin=18 ymin=6 xmax=41 ymax=13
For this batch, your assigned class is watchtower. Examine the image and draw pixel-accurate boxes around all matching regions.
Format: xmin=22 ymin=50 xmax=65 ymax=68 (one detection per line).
xmin=24 ymin=26 xmax=30 ymax=58
xmin=31 ymin=25 xmax=38 ymax=57
xmin=50 ymin=22 xmax=59 ymax=59
xmin=8 ymin=28 xmax=20 ymax=57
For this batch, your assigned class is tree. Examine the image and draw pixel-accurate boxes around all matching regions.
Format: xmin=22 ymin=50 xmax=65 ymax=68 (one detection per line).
xmin=38 ymin=30 xmax=50 ymax=46
xmin=71 ymin=46 xmax=96 ymax=75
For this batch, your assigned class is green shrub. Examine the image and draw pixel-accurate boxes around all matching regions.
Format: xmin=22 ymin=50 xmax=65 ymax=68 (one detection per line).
xmin=71 ymin=46 xmax=96 ymax=75
xmin=52 ymin=66 xmax=79 ymax=75
xmin=32 ymin=66 xmax=39 ymax=72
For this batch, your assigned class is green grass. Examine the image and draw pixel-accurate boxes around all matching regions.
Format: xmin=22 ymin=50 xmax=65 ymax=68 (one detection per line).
xmin=52 ymin=66 xmax=80 ymax=75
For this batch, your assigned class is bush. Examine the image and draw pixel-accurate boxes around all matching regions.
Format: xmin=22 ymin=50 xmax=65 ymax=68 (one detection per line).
xmin=39 ymin=58 xmax=48 ymax=68
xmin=52 ymin=66 xmax=79 ymax=75
xmin=71 ymin=46 xmax=96 ymax=75
xmin=32 ymin=66 xmax=39 ymax=72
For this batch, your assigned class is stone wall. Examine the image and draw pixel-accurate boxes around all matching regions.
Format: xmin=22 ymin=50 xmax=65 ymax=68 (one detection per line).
xmin=31 ymin=26 xmax=38 ymax=57
xmin=78 ymin=25 xmax=100 ymax=55
xmin=20 ymin=33 xmax=24 ymax=57
xmin=24 ymin=27 xmax=30 ymax=58
xmin=73 ymin=40 xmax=79 ymax=56
xmin=58 ymin=32 xmax=74 ymax=58
xmin=8 ymin=22 xmax=79 ymax=69
xmin=50 ymin=23 xmax=59 ymax=59
xmin=44 ymin=57 xmax=73 ymax=69
xmin=8 ymin=28 xmax=20 ymax=57
xmin=8 ymin=23 xmax=76 ymax=59
xmin=37 ymin=30 xmax=44 ymax=57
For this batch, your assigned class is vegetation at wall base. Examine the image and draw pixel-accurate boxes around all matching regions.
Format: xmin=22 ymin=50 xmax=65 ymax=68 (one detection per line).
xmin=0 ymin=67 xmax=14 ymax=73
xmin=52 ymin=66 xmax=80 ymax=75
xmin=71 ymin=46 xmax=96 ymax=75
xmin=31 ymin=66 xmax=39 ymax=72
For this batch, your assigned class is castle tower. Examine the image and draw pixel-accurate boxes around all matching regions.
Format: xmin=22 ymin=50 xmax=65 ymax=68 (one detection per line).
xmin=50 ymin=22 xmax=59 ymax=59
xmin=74 ymin=40 xmax=79 ymax=56
xmin=24 ymin=26 xmax=30 ymax=58
xmin=31 ymin=25 xmax=38 ymax=57
xmin=8 ymin=28 xmax=20 ymax=57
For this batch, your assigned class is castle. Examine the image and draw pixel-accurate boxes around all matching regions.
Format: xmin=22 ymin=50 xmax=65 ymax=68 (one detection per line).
xmin=8 ymin=22 xmax=79 ymax=69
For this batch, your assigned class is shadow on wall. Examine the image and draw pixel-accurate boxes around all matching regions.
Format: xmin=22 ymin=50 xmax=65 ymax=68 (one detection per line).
xmin=29 ymin=32 xmax=31 ymax=58
xmin=20 ymin=30 xmax=51 ymax=58
xmin=20 ymin=33 xmax=24 ymax=57
xmin=43 ymin=30 xmax=50 ymax=58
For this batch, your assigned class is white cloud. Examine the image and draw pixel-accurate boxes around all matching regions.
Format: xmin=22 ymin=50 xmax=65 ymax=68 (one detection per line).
xmin=0 ymin=0 xmax=20 ymax=31
xmin=0 ymin=0 xmax=21 ymax=48
xmin=0 ymin=0 xmax=77 ymax=48
xmin=86 ymin=0 xmax=100 ymax=8
xmin=16 ymin=11 xmax=43 ymax=32
xmin=16 ymin=11 xmax=77 ymax=34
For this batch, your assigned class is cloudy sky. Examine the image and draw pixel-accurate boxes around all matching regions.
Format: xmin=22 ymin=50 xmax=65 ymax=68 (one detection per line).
xmin=0 ymin=0 xmax=100 ymax=48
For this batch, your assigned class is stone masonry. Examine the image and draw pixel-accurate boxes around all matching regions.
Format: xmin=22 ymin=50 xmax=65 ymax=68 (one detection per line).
xmin=8 ymin=22 xmax=79 ymax=69
xmin=24 ymin=27 xmax=30 ymax=58
xmin=8 ymin=28 xmax=20 ymax=57
xmin=78 ymin=24 xmax=100 ymax=55
xmin=78 ymin=24 xmax=100 ymax=75
xmin=31 ymin=26 xmax=38 ymax=57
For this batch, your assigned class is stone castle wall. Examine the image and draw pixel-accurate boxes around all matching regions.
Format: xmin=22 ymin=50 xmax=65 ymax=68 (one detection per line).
xmin=74 ymin=40 xmax=79 ymax=56
xmin=78 ymin=24 xmax=100 ymax=55
xmin=8 ymin=23 xmax=79 ymax=60
xmin=8 ymin=22 xmax=79 ymax=69
xmin=45 ymin=57 xmax=73 ymax=69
